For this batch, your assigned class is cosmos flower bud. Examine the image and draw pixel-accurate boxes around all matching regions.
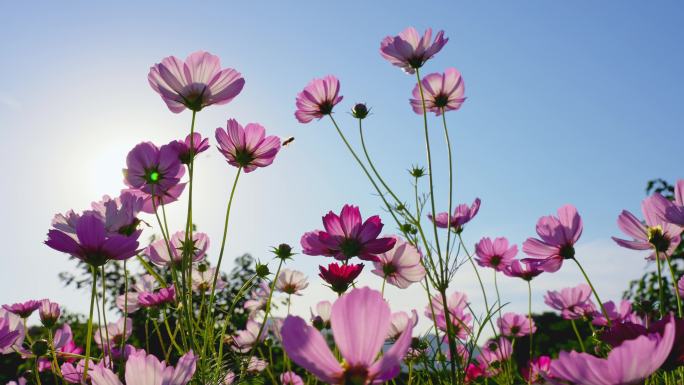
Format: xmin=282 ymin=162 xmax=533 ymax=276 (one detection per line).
xmin=272 ymin=243 xmax=294 ymax=261
xmin=409 ymin=166 xmax=426 ymax=178
xmin=32 ymin=339 xmax=49 ymax=357
xmin=256 ymin=263 xmax=270 ymax=278
xmin=39 ymin=300 xmax=60 ymax=328
xmin=351 ymin=103 xmax=370 ymax=119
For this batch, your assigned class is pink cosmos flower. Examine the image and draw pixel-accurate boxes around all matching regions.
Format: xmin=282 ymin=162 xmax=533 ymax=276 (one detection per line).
xmin=61 ymin=360 xmax=87 ymax=384
xmin=94 ymin=318 xmax=132 ymax=349
xmin=371 ymin=236 xmax=426 ymax=289
xmin=146 ymin=231 xmax=209 ymax=267
xmin=318 ymin=263 xmax=364 ymax=294
xmin=497 ymin=312 xmax=536 ymax=337
xmin=87 ymin=193 xmax=145 ymax=236
xmin=424 ymin=292 xmax=472 ymax=339
xmin=0 ymin=313 xmax=21 ymax=352
xmin=38 ymin=300 xmax=60 ymax=328
xmin=591 ymin=300 xmax=632 ymax=327
xmin=522 ymin=204 xmax=583 ymax=272
xmin=50 ymin=324 xmax=82 ymax=362
xmin=477 ymin=337 xmax=513 ymax=377
xmin=428 ymin=198 xmax=480 ymax=233
xmin=169 ymin=133 xmax=210 ymax=164
xmin=280 ymin=371 xmax=304 ymax=385
xmin=521 ymin=356 xmax=553 ymax=384
xmin=294 ymin=75 xmax=343 ymax=123
xmin=46 ymin=212 xmax=141 ymax=266
xmin=551 ymin=317 xmax=675 ymax=385
xmin=246 ymin=357 xmax=268 ymax=373
xmin=232 ymin=320 xmax=265 ymax=353
xmin=651 ymin=179 xmax=684 ymax=225
xmin=116 ymin=274 xmax=157 ymax=313
xmin=388 ymin=311 xmax=418 ymax=340
xmin=125 ymin=142 xmax=185 ymax=197
xmin=380 ymin=27 xmax=448 ymax=74
xmin=275 ymin=269 xmax=309 ymax=295
xmin=612 ymin=194 xmax=682 ymax=259
xmin=503 ymin=259 xmax=544 ymax=281
xmin=0 ymin=310 xmax=24 ymax=354
xmin=302 ymin=205 xmax=396 ymax=262
xmin=410 ymin=68 xmax=466 ymax=115
xmin=281 ymin=287 xmax=414 ymax=384
xmin=544 ymin=284 xmax=595 ymax=320
xmin=2 ymin=300 xmax=42 ymax=318
xmin=311 ymin=300 xmax=332 ymax=330
xmin=148 ymin=51 xmax=244 ymax=113
xmin=465 ymin=363 xmax=484 ymax=383
xmin=138 ymin=285 xmax=176 ymax=308
xmin=223 ymin=371 xmax=235 ymax=385
xmin=474 ymin=237 xmax=518 ymax=272
xmin=90 ymin=349 xmax=196 ymax=385
xmin=191 ymin=267 xmax=226 ymax=293
xmin=215 ymin=119 xmax=281 ymax=173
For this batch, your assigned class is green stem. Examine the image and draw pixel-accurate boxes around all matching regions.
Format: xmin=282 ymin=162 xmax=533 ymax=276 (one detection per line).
xmin=570 ymin=319 xmax=585 ymax=352
xmin=661 ymin=250 xmax=682 ymax=317
xmin=100 ymin=265 xmax=112 ymax=366
xmin=381 ymin=278 xmax=386 ymax=297
xmin=572 ymin=258 xmax=612 ymax=327
xmin=440 ymin=108 xmax=454 ymax=269
xmin=120 ymin=260 xmax=128 ymax=369
xmin=656 ymin=252 xmax=665 ymax=318
xmin=182 ymin=110 xmax=197 ymax=349
xmin=82 ymin=266 xmax=97 ymax=381
xmin=527 ymin=281 xmax=533 ymax=385
xmin=459 ymin=233 xmax=497 ymax=335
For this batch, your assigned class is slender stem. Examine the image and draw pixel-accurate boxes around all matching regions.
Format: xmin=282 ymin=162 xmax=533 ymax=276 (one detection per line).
xmin=82 ymin=266 xmax=97 ymax=381
xmin=438 ymin=288 xmax=458 ymax=382
xmin=655 ymin=252 xmax=665 ymax=318
xmin=661 ymin=250 xmax=682 ymax=317
xmin=494 ymin=270 xmax=503 ymax=319
xmin=34 ymin=358 xmax=42 ymax=385
xmin=381 ymin=278 xmax=386 ymax=297
xmin=120 ymin=260 xmax=128 ymax=367
xmin=100 ymin=265 xmax=112 ymax=367
xmin=459 ymin=233 xmax=497 ymax=334
xmin=570 ymin=319 xmax=585 ymax=352
xmin=47 ymin=328 xmax=64 ymax=379
xmin=182 ymin=110 xmax=197 ymax=348
xmin=572 ymin=258 xmax=612 ymax=327
xmin=440 ymin=108 xmax=454 ymax=268
xmin=527 ymin=281 xmax=534 ymax=385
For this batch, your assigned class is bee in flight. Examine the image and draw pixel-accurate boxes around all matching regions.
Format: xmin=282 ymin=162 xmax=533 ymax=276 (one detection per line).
xmin=282 ymin=136 xmax=295 ymax=147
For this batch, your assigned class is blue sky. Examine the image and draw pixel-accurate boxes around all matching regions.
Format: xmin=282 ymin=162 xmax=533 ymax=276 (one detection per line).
xmin=1 ymin=1 xmax=683 ymax=333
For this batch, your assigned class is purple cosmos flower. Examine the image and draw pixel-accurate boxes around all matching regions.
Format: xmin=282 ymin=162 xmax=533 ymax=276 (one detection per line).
xmin=521 ymin=356 xmax=553 ymax=384
xmin=38 ymin=300 xmax=60 ymax=328
xmin=612 ymin=194 xmax=682 ymax=259
xmin=591 ymin=300 xmax=633 ymax=327
xmin=371 ymin=236 xmax=426 ymax=289
xmin=0 ymin=310 xmax=24 ymax=354
xmin=380 ymin=27 xmax=448 ymax=74
xmin=477 ymin=337 xmax=513 ymax=377
xmin=50 ymin=324 xmax=82 ymax=362
xmin=280 ymin=371 xmax=304 ymax=385
xmin=475 ymin=237 xmax=518 ymax=272
xmin=503 ymin=259 xmax=544 ymax=281
xmin=424 ymin=292 xmax=472 ymax=339
xmin=652 ymin=179 xmax=684 ymax=225
xmin=294 ymin=75 xmax=343 ymax=123
xmin=215 ymin=119 xmax=281 ymax=173
xmin=88 ymin=192 xmax=145 ymax=236
xmin=115 ymin=274 xmax=157 ymax=313
xmin=137 ymin=285 xmax=176 ymax=308
xmin=232 ymin=320 xmax=265 ymax=353
xmin=146 ymin=231 xmax=209 ymax=267
xmin=497 ymin=312 xmax=536 ymax=338
xmin=281 ymin=287 xmax=414 ymax=385
xmin=679 ymin=276 xmax=684 ymax=298
xmin=301 ymin=204 xmax=396 ymax=262
xmin=2 ymin=300 xmax=42 ymax=318
xmin=275 ymin=269 xmax=309 ymax=295
xmin=46 ymin=212 xmax=140 ymax=266
xmin=522 ymin=204 xmax=583 ymax=272
xmin=148 ymin=51 xmax=245 ymax=113
xmin=318 ymin=263 xmax=364 ymax=294
xmin=410 ymin=68 xmax=466 ymax=115
xmin=169 ymin=132 xmax=210 ymax=164
xmin=0 ymin=313 xmax=21 ymax=353
xmin=551 ymin=317 xmax=675 ymax=385
xmin=191 ymin=267 xmax=227 ymax=293
xmin=61 ymin=360 xmax=87 ymax=384
xmin=90 ymin=349 xmax=196 ymax=385
xmin=544 ymin=284 xmax=595 ymax=320
xmin=428 ymin=198 xmax=481 ymax=233
xmin=125 ymin=142 xmax=185 ymax=197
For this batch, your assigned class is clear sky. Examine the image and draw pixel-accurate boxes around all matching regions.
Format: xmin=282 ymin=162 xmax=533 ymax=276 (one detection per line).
xmin=1 ymin=1 xmax=683 ymax=334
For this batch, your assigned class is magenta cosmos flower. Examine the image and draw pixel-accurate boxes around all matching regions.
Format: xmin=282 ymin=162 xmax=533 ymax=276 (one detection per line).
xmin=410 ymin=68 xmax=466 ymax=116
xmin=544 ymin=284 xmax=595 ymax=320
xmin=380 ymin=27 xmax=448 ymax=74
xmin=522 ymin=204 xmax=583 ymax=272
xmin=319 ymin=263 xmax=364 ymax=295
xmin=521 ymin=356 xmax=553 ymax=384
xmin=371 ymin=236 xmax=426 ymax=289
xmin=475 ymin=237 xmax=517 ymax=272
xmin=125 ymin=142 xmax=185 ymax=198
xmin=503 ymin=259 xmax=544 ymax=281
xmin=551 ymin=317 xmax=675 ymax=385
xmin=138 ymin=285 xmax=176 ymax=308
xmin=612 ymin=194 xmax=682 ymax=259
xmin=281 ymin=287 xmax=414 ymax=384
xmin=215 ymin=119 xmax=281 ymax=173
xmin=169 ymin=132 xmax=210 ymax=164
xmin=275 ymin=269 xmax=309 ymax=295
xmin=294 ymin=75 xmax=343 ymax=123
xmin=148 ymin=51 xmax=245 ymax=113
xmin=497 ymin=312 xmax=536 ymax=338
xmin=428 ymin=198 xmax=480 ymax=233
xmin=2 ymin=300 xmax=42 ymax=318
xmin=679 ymin=276 xmax=684 ymax=297
xmin=301 ymin=205 xmax=396 ymax=262
xmin=145 ymin=231 xmax=209 ymax=267
xmin=90 ymin=349 xmax=196 ymax=385
xmin=46 ymin=212 xmax=140 ymax=266
xmin=0 ymin=314 xmax=21 ymax=352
